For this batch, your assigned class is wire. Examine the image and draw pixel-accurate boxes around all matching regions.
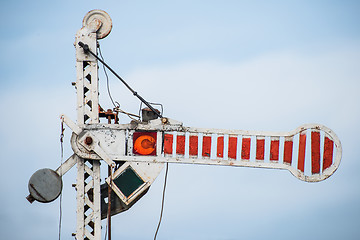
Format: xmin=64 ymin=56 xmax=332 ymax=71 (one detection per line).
xmin=59 ymin=119 xmax=65 ymax=240
xmin=98 ymin=43 xmax=118 ymax=109
xmin=104 ymin=221 xmax=108 ymax=240
xmin=154 ymin=163 xmax=169 ymax=240
xmin=98 ymin=43 xmax=142 ymax=122
xmin=114 ymin=107 xmax=141 ymax=122
xmin=79 ymin=41 xmax=162 ymax=118
xmin=107 ymin=165 xmax=113 ymax=240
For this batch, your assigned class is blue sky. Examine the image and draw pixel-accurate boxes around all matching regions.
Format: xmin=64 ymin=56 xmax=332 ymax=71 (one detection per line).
xmin=1 ymin=1 xmax=359 ymax=239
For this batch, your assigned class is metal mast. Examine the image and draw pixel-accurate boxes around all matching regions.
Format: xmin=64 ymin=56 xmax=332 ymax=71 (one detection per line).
xmin=74 ymin=10 xmax=112 ymax=240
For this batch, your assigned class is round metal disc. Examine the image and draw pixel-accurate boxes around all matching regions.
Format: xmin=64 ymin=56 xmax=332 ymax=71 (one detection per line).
xmin=28 ymin=168 xmax=62 ymax=203
xmin=83 ymin=9 xmax=112 ymax=39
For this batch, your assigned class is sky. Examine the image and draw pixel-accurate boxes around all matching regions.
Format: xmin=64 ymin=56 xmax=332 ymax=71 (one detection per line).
xmin=0 ymin=1 xmax=359 ymax=239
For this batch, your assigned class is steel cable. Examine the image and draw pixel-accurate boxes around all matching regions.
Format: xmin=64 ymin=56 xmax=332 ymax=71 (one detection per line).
xmin=154 ymin=163 xmax=169 ymax=240
xmin=58 ymin=119 xmax=65 ymax=240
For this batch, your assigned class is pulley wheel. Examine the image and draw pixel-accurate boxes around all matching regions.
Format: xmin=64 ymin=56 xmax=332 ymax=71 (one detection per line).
xmin=83 ymin=9 xmax=112 ymax=39
xmin=28 ymin=168 xmax=62 ymax=203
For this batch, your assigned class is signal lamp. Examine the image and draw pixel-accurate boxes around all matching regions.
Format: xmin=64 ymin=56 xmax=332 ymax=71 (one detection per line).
xmin=133 ymin=131 xmax=157 ymax=155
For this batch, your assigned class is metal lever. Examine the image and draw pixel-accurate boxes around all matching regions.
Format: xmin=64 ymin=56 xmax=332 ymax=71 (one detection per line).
xmin=78 ymin=41 xmax=163 ymax=119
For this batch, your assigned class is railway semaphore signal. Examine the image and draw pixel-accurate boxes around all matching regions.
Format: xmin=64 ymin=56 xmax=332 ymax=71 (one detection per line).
xmin=26 ymin=10 xmax=342 ymax=240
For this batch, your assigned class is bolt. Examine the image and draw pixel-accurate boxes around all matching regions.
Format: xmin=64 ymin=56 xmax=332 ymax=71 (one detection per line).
xmin=71 ymin=82 xmax=76 ymax=86
xmin=161 ymin=118 xmax=168 ymax=124
xmin=85 ymin=136 xmax=93 ymax=145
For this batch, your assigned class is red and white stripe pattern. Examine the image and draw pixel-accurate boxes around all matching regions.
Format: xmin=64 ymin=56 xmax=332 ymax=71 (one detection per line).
xmin=161 ymin=124 xmax=341 ymax=182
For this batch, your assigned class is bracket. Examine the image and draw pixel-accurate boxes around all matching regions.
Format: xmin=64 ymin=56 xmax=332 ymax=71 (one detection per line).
xmin=78 ymin=131 xmax=116 ymax=168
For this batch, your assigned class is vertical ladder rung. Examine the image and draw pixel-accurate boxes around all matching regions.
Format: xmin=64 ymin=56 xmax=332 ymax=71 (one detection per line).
xmin=284 ymin=136 xmax=293 ymax=165
xmin=270 ymin=137 xmax=280 ymax=162
xmin=311 ymin=131 xmax=321 ymax=174
xmin=217 ymin=135 xmax=224 ymax=158
xmin=202 ymin=135 xmax=211 ymax=158
xmin=323 ymin=136 xmax=334 ymax=170
xmin=228 ymin=135 xmax=237 ymax=160
xmin=164 ymin=134 xmax=173 ymax=155
xmin=256 ymin=137 xmax=265 ymax=160
xmin=241 ymin=137 xmax=251 ymax=160
xmin=176 ymin=134 xmax=185 ymax=155
xmin=298 ymin=131 xmax=307 ymax=172
xmin=189 ymin=134 xmax=198 ymax=157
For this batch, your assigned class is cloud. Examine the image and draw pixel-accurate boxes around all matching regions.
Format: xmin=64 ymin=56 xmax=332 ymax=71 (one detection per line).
xmin=113 ymin=45 xmax=360 ymax=130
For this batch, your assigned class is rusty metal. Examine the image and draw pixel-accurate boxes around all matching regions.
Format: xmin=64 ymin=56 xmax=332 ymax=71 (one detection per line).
xmin=99 ymin=105 xmax=119 ymax=124
xmin=26 ymin=194 xmax=35 ymax=203
xmin=161 ymin=117 xmax=168 ymax=124
xmin=85 ymin=136 xmax=93 ymax=145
